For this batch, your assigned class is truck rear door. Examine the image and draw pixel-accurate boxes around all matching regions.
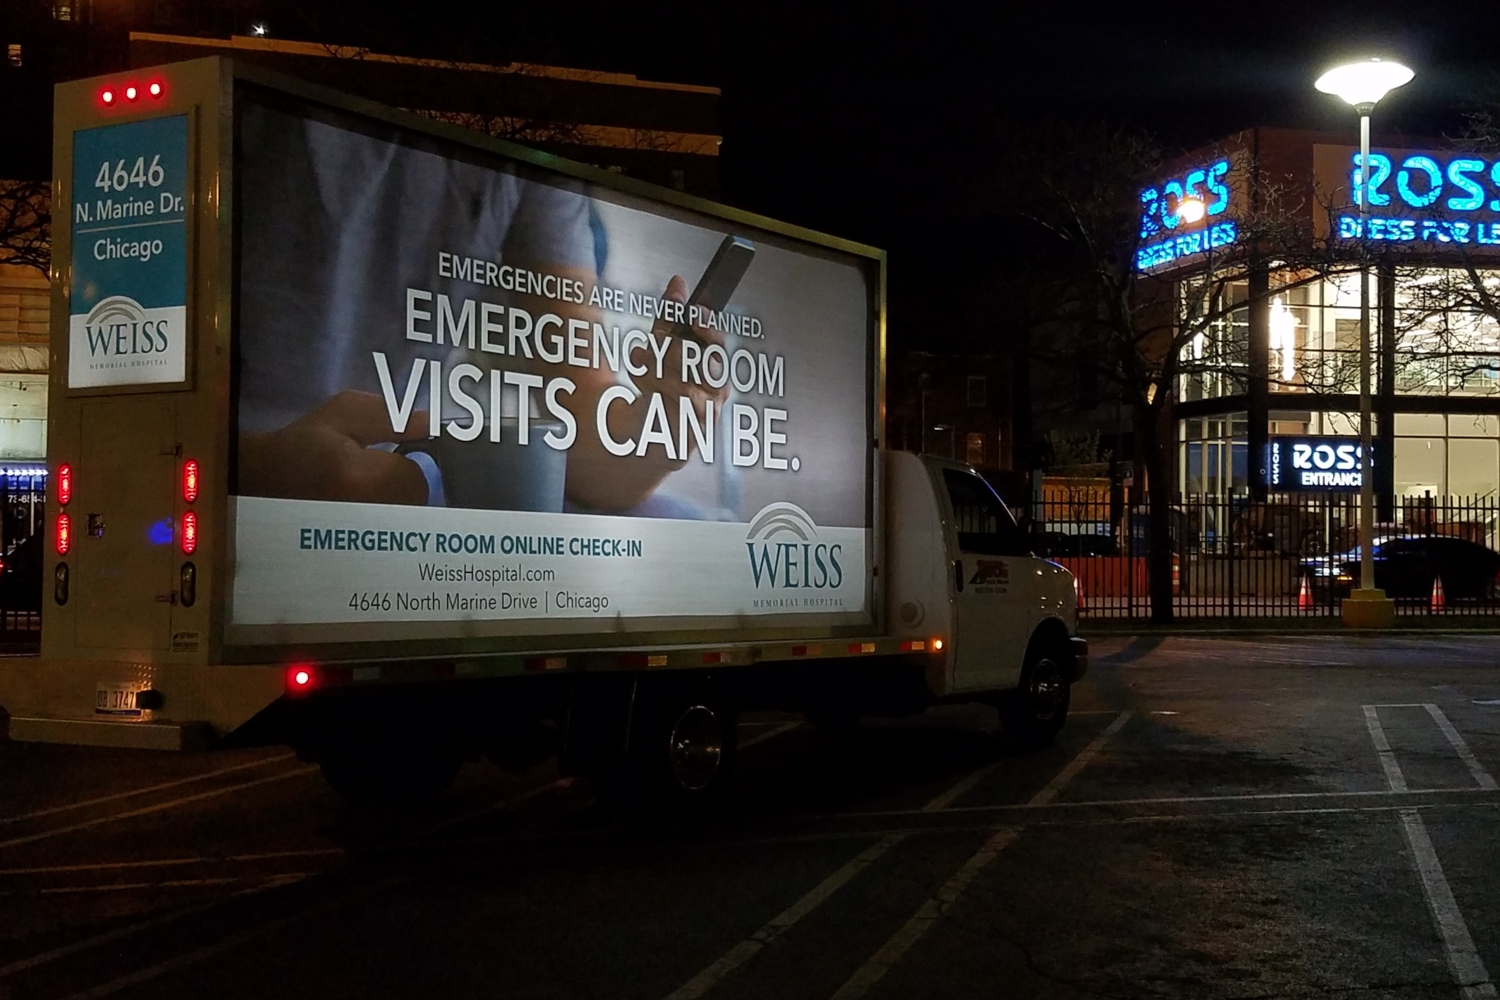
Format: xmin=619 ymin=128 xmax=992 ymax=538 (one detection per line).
xmin=73 ymin=397 xmax=179 ymax=651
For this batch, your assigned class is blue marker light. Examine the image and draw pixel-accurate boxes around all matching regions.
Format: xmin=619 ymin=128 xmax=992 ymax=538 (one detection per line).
xmin=148 ymin=518 xmax=174 ymax=546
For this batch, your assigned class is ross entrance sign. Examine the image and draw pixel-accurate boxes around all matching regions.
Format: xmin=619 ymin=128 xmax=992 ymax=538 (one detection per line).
xmin=68 ymin=115 xmax=189 ymax=388
xmin=1268 ymin=435 xmax=1382 ymax=491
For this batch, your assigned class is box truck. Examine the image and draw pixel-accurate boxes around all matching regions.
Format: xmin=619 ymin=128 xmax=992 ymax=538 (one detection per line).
xmin=0 ymin=58 xmax=1085 ymax=806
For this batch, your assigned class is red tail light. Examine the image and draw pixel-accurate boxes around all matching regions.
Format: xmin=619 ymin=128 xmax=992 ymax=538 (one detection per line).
xmin=55 ymin=513 xmax=71 ymax=555
xmin=286 ymin=664 xmax=316 ymax=694
xmin=182 ymin=459 xmax=199 ymax=504
xmin=124 ymin=84 xmax=139 ymax=101
xmin=57 ymin=463 xmax=72 ymax=506
xmin=180 ymin=510 xmax=197 ymax=555
xmin=100 ymin=87 xmax=115 ymax=106
xmin=148 ymin=80 xmax=163 ymax=98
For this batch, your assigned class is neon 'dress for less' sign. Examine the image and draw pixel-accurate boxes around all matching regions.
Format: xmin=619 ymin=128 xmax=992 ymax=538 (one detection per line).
xmin=68 ymin=115 xmax=189 ymax=388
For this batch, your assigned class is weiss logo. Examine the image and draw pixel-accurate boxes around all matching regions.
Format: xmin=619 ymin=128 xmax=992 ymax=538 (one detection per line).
xmin=745 ymin=503 xmax=843 ymax=589
xmin=82 ymin=295 xmax=171 ymax=357
xmin=69 ymin=295 xmax=184 ymax=387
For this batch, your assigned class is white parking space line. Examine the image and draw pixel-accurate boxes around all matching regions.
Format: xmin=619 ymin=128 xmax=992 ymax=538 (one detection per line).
xmin=0 ymin=874 xmax=307 ymax=979
xmin=739 ymin=721 xmax=800 ymax=750
xmin=657 ymin=713 xmax=1114 ymax=1000
xmin=826 ymin=711 xmax=1133 ymax=1000
xmin=1363 ymin=706 xmax=1409 ymax=792
xmin=1423 ymin=705 xmax=1499 ymax=791
xmin=0 ymin=766 xmax=319 ymax=852
xmin=0 ymin=753 xmax=296 ymax=827
xmin=660 ymin=833 xmax=908 ymax=1000
xmin=1400 ymin=809 xmax=1499 ymax=1000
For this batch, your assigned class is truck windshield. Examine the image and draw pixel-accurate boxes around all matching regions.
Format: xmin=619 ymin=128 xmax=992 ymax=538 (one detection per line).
xmin=942 ymin=470 xmax=1030 ymax=557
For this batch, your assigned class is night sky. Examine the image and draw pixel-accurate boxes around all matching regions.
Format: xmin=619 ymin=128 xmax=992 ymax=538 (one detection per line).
xmin=11 ymin=0 xmax=1500 ymax=353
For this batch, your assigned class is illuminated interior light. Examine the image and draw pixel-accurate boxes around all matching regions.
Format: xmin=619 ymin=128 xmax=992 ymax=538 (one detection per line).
xmin=56 ymin=463 xmax=72 ymax=505
xmin=182 ymin=459 xmax=199 ymax=504
xmin=55 ymin=512 xmax=71 ymax=555
xmin=180 ymin=510 xmax=198 ymax=555
xmin=125 ymin=84 xmax=138 ymax=101
xmin=148 ymin=80 xmax=163 ymax=98
xmin=1269 ymin=296 xmax=1299 ymax=382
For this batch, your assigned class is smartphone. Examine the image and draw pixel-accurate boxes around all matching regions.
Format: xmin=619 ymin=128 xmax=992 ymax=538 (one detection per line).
xmin=676 ymin=234 xmax=755 ymax=344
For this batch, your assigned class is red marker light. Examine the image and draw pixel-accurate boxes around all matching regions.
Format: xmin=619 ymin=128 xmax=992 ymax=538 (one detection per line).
xmin=148 ymin=80 xmax=163 ymax=98
xmin=55 ymin=513 xmax=71 ymax=555
xmin=100 ymin=88 xmax=115 ymax=106
xmin=57 ymin=463 xmax=72 ymax=506
xmin=180 ymin=510 xmax=197 ymax=555
xmin=286 ymin=664 xmax=317 ymax=695
xmin=182 ymin=459 xmax=199 ymax=504
xmin=125 ymin=84 xmax=139 ymax=101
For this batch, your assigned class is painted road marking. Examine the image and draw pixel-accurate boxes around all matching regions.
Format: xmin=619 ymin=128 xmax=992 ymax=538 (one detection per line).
xmin=1423 ymin=705 xmax=1498 ymax=791
xmin=660 ymin=834 xmax=907 ymax=1000
xmin=1400 ymin=809 xmax=1498 ymax=1000
xmin=0 ymin=753 xmax=296 ymax=827
xmin=1365 ymin=705 xmax=1497 ymax=1000
xmin=656 ymin=715 xmax=1125 ymax=1000
xmin=0 ymin=766 xmax=319 ymax=852
xmin=0 ymin=874 xmax=307 ymax=979
xmin=1363 ymin=706 xmax=1409 ymax=792
xmin=0 ymin=847 xmax=346 ymax=878
xmin=826 ymin=711 xmax=1133 ymax=1000
xmin=739 ymin=721 xmax=800 ymax=749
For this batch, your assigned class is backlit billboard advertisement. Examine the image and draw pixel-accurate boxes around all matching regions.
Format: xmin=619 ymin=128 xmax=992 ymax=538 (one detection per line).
xmin=227 ymin=89 xmax=877 ymax=639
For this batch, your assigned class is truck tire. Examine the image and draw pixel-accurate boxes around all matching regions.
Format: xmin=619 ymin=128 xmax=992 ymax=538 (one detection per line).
xmin=319 ymin=740 xmax=462 ymax=807
xmin=593 ymin=690 xmax=737 ymax=815
xmin=1000 ymin=645 xmax=1071 ymax=749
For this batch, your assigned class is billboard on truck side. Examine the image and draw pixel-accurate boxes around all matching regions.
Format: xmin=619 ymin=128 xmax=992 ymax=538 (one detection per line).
xmin=227 ymin=86 xmax=879 ymax=644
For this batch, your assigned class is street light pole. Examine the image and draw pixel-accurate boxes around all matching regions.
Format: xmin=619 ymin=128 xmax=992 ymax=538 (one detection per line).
xmin=1358 ymin=109 xmax=1374 ymax=593
xmin=1315 ymin=56 xmax=1412 ymax=629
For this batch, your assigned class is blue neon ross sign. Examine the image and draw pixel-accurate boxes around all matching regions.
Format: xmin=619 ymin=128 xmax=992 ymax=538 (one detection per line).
xmin=1336 ymin=149 xmax=1500 ymax=248
xmin=1136 ymin=159 xmax=1236 ymax=270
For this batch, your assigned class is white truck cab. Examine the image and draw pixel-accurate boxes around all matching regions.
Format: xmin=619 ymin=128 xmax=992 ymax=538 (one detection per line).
xmin=886 ymin=452 xmax=1085 ymax=742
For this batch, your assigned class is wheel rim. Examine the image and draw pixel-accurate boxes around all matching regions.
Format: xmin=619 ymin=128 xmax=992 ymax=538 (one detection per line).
xmin=1028 ymin=658 xmax=1067 ymax=722
xmin=668 ymin=705 xmax=724 ymax=792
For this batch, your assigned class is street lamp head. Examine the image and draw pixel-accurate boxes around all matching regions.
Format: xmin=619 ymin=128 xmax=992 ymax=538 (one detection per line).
xmin=1315 ymin=58 xmax=1414 ymax=114
xmin=1176 ymin=198 xmax=1206 ymax=224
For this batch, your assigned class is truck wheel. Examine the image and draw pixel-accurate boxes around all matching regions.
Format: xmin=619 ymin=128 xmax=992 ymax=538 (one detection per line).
xmin=319 ymin=741 xmax=462 ymax=807
xmin=1000 ymin=647 xmax=1071 ymax=749
xmin=593 ymin=693 xmax=737 ymax=815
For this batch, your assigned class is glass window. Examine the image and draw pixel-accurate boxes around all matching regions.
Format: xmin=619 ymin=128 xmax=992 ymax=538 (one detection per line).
xmin=1395 ymin=438 xmax=1445 ymax=497
xmin=966 ymin=376 xmax=987 ymax=408
xmin=942 ymin=469 xmax=1029 ymax=556
xmin=1449 ymin=438 xmax=1498 ymax=499
xmin=965 ymin=432 xmax=985 ymax=466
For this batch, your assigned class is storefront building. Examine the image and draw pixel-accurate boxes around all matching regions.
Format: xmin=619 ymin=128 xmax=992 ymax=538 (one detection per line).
xmin=1145 ymin=129 xmax=1500 ymax=503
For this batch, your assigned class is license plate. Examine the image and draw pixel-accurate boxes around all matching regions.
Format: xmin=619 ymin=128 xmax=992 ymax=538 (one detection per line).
xmin=95 ymin=683 xmax=144 ymax=718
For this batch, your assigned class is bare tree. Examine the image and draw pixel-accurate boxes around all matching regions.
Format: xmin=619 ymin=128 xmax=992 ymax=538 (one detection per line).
xmin=995 ymin=122 xmax=1358 ymax=621
xmin=0 ymin=179 xmax=51 ymax=276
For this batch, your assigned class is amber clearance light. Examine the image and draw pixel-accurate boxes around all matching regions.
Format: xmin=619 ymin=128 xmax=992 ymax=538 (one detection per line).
xmin=55 ymin=513 xmax=71 ymax=555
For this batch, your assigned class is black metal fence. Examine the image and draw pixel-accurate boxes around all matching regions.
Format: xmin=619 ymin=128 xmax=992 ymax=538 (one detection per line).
xmin=1032 ymin=488 xmax=1500 ymax=620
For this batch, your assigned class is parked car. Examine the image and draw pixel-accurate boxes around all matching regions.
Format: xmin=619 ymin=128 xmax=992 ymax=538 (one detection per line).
xmin=1299 ymin=535 xmax=1500 ymax=600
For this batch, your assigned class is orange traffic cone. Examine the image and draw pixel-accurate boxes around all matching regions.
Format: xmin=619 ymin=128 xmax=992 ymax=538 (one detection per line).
xmin=1298 ymin=573 xmax=1315 ymax=610
xmin=1430 ymin=576 xmax=1446 ymax=612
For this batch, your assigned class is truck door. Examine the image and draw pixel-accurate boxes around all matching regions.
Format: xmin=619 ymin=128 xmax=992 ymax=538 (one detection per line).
xmin=940 ymin=468 xmax=1034 ymax=693
xmin=73 ymin=397 xmax=178 ymax=651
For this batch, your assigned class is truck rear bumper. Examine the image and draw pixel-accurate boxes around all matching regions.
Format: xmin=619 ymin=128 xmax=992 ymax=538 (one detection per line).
xmin=1070 ymin=636 xmax=1089 ymax=681
xmin=6 ymin=716 xmax=206 ymax=751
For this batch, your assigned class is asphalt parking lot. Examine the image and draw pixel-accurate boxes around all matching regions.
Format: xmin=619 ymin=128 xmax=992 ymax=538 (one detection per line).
xmin=2 ymin=632 xmax=1500 ymax=999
